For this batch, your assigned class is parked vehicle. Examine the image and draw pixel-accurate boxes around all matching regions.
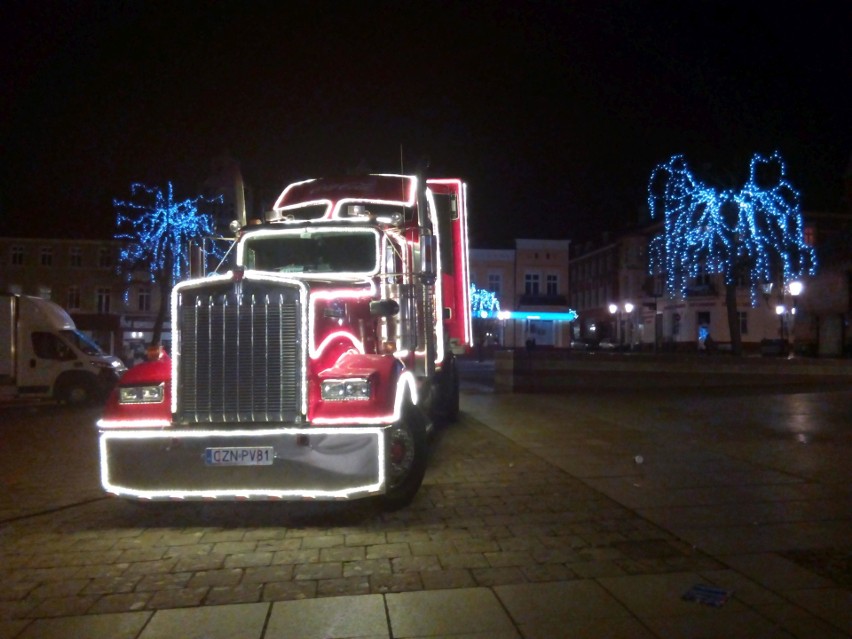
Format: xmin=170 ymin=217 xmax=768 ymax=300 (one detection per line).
xmin=0 ymin=294 xmax=125 ymax=404
xmin=97 ymin=174 xmax=472 ymax=509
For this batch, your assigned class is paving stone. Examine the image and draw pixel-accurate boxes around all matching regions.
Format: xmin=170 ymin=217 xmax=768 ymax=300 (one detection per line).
xmin=204 ymin=583 xmax=262 ymax=605
xmin=87 ymin=592 xmax=151 ymax=615
xmin=272 ymin=549 xmax=319 ymax=564
xmin=471 ymin=566 xmax=527 ymax=586
xmin=263 ymin=580 xmax=317 ymax=601
xmin=392 ymin=555 xmax=441 ymax=573
xmin=146 ymin=586 xmax=208 ymax=610
xmin=256 ymin=538 xmax=302 ymax=552
xmin=344 ymin=532 xmax=387 ymax=546
xmin=316 ymin=576 xmax=371 ymax=597
xmin=366 ymin=543 xmax=411 ymax=559
xmin=319 ymin=546 xmax=365 ymax=562
xmin=123 ymin=558 xmax=179 ymax=575
xmin=223 ymin=551 xmax=273 ymax=569
xmin=82 ymin=575 xmax=142 ymax=595
xmin=211 ymin=541 xmax=257 ymax=555
xmin=343 ymin=559 xmax=393 ymax=578
xmin=173 ymin=553 xmax=226 ymax=573
xmin=370 ymin=571 xmax=423 ymax=594
xmin=135 ymin=572 xmax=193 ymax=591
xmin=242 ymin=564 xmax=295 ymax=584
xmin=294 ymin=562 xmax=342 ymax=581
xmin=420 ymin=568 xmax=476 ymax=590
xmin=301 ymin=535 xmax=345 ymax=549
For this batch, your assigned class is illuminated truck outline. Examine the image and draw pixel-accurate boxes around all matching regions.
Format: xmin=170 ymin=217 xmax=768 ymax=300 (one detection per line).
xmin=97 ymin=174 xmax=471 ymax=509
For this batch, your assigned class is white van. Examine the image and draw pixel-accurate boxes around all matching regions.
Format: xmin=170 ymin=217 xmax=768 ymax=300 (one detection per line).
xmin=0 ymin=294 xmax=126 ymax=404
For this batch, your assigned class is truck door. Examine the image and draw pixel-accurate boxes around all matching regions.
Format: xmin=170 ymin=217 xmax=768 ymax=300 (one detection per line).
xmin=18 ymin=331 xmax=77 ymax=394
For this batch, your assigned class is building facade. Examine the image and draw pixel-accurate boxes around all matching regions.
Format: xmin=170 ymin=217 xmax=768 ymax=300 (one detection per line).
xmin=469 ymin=239 xmax=572 ymax=349
xmin=0 ymin=237 xmax=165 ymax=361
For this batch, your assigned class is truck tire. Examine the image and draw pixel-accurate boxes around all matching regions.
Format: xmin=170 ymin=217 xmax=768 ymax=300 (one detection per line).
xmin=380 ymin=399 xmax=428 ymax=511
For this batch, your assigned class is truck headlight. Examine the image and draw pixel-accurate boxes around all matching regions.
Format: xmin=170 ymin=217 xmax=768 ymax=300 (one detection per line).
xmin=118 ymin=384 xmax=164 ymax=404
xmin=321 ymin=378 xmax=371 ymax=401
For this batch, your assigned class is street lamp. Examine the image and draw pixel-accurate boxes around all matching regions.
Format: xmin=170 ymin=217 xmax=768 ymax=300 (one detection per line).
xmin=608 ymin=304 xmax=619 ymax=343
xmin=788 ymin=280 xmax=803 ymax=355
xmin=775 ymin=304 xmax=786 ymax=340
xmin=609 ymin=302 xmax=634 ymax=347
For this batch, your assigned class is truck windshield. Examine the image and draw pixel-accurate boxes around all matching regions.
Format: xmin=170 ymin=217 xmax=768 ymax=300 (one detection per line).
xmin=60 ymin=330 xmax=105 ymax=356
xmin=243 ymin=231 xmax=378 ymax=274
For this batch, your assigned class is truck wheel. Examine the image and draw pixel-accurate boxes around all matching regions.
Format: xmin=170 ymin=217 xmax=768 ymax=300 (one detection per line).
xmin=380 ymin=400 xmax=428 ymax=511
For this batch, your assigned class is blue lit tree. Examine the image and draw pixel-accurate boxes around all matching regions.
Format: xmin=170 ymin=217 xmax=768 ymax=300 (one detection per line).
xmin=114 ymin=182 xmax=221 ymax=347
xmin=470 ymin=284 xmax=501 ymax=317
xmin=648 ymin=152 xmax=816 ymax=355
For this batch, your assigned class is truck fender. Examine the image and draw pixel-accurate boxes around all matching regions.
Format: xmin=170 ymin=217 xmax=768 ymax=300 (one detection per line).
xmin=99 ymin=357 xmax=172 ymax=426
xmin=311 ymin=353 xmax=416 ymax=425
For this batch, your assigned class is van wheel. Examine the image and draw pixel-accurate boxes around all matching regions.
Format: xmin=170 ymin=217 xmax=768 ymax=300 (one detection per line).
xmin=379 ymin=400 xmax=428 ymax=511
xmin=57 ymin=378 xmax=92 ymax=406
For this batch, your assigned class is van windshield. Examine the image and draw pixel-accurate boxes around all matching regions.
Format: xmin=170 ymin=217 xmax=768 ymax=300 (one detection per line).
xmin=60 ymin=330 xmax=105 ymax=356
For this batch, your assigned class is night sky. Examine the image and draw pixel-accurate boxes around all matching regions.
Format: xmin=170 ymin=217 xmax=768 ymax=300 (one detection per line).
xmin=2 ymin=1 xmax=849 ymax=247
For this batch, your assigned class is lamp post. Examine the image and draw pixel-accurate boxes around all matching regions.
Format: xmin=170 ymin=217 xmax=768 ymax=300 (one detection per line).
xmin=609 ymin=302 xmax=634 ymax=348
xmin=788 ymin=280 xmax=803 ymax=355
xmin=608 ymin=303 xmax=619 ymax=343
xmin=775 ymin=304 xmax=786 ymax=340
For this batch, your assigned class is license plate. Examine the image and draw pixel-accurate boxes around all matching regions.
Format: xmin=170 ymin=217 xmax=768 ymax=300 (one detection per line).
xmin=205 ymin=446 xmax=274 ymax=466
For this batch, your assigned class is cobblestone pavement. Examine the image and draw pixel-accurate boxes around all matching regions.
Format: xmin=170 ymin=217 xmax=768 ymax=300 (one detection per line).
xmin=0 ymin=402 xmax=722 ymax=621
xmin=1 ymin=378 xmax=850 ymax=637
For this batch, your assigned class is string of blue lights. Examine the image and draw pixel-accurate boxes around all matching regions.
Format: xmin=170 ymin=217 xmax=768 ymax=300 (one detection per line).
xmin=647 ymin=152 xmax=817 ymax=306
xmin=114 ymin=182 xmax=222 ymax=289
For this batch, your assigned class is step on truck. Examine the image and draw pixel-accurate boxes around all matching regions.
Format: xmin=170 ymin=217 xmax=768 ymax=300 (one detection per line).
xmin=97 ymin=174 xmax=472 ymax=509
xmin=1 ymin=294 xmax=126 ymax=404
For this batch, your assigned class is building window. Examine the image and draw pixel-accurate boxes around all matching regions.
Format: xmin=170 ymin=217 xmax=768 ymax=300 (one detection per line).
xmin=694 ymin=269 xmax=711 ymax=287
xmin=803 ymin=225 xmax=816 ymax=246
xmin=138 ymin=287 xmax=151 ymax=312
xmin=98 ymin=247 xmax=112 ymax=268
xmin=96 ymin=287 xmax=111 ymax=314
xmin=38 ymin=286 xmax=52 ymax=300
xmin=672 ymin=312 xmax=681 ymax=336
xmin=67 ymin=286 xmax=81 ymax=310
xmin=69 ymin=247 xmax=83 ymax=267
xmin=11 ymin=246 xmax=24 ymax=266
xmin=40 ymin=247 xmax=53 ymax=267
xmin=487 ymin=273 xmax=502 ymax=296
xmin=546 ymin=274 xmax=558 ymax=296
xmin=738 ymin=311 xmax=748 ymax=335
xmin=524 ymin=273 xmax=540 ymax=295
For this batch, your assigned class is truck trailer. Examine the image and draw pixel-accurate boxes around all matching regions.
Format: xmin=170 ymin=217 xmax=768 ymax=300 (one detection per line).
xmin=1 ymin=294 xmax=126 ymax=404
xmin=97 ymin=174 xmax=471 ymax=509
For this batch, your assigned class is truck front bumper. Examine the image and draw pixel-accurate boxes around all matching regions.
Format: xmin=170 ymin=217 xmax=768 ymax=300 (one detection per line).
xmin=99 ymin=426 xmax=386 ymax=501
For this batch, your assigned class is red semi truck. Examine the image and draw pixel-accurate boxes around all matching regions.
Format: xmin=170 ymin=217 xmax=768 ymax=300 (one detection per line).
xmin=97 ymin=174 xmax=471 ymax=509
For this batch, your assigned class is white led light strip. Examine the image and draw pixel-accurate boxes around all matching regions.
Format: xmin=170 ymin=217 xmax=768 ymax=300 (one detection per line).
xmin=100 ymin=427 xmax=386 ymax=500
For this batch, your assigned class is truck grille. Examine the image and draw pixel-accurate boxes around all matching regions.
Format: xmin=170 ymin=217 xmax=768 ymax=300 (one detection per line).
xmin=175 ymin=283 xmax=302 ymax=424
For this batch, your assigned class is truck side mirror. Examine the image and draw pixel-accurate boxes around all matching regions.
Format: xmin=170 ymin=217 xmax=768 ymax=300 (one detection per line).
xmin=370 ymin=299 xmax=400 ymax=317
